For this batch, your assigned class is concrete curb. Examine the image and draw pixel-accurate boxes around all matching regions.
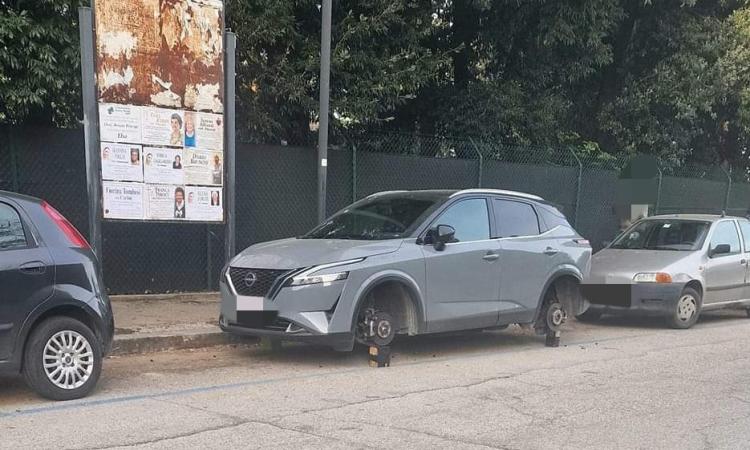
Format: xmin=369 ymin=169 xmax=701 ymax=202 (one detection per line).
xmin=110 ymin=292 xmax=220 ymax=303
xmin=111 ymin=328 xmax=258 ymax=356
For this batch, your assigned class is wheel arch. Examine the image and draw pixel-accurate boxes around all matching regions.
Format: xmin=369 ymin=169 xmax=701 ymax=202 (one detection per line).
xmin=533 ymin=266 xmax=584 ymax=324
xmin=349 ymin=271 xmax=426 ymax=336
xmin=15 ymin=300 xmax=103 ymax=371
xmin=684 ymin=279 xmax=703 ymax=299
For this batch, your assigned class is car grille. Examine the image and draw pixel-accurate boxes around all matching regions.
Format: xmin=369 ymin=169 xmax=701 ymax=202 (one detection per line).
xmin=228 ymin=267 xmax=292 ymax=297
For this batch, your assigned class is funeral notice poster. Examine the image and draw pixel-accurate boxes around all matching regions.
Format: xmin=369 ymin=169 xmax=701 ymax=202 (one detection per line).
xmin=100 ymin=143 xmax=144 ymax=182
xmin=102 ymin=182 xmax=144 ymax=220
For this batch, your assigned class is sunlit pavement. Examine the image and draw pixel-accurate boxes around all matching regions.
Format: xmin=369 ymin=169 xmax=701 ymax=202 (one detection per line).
xmin=2 ymin=311 xmax=749 ymax=449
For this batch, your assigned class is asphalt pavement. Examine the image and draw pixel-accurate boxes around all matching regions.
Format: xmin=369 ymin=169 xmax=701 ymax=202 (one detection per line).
xmin=1 ymin=311 xmax=749 ymax=449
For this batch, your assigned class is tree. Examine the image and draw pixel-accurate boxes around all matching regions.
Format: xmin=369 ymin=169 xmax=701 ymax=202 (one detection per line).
xmin=0 ymin=0 xmax=85 ymax=127
xmin=226 ymin=0 xmax=449 ymax=145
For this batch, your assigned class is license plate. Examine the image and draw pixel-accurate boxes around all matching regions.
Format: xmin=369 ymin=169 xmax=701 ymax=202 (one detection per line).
xmin=236 ymin=296 xmax=264 ymax=311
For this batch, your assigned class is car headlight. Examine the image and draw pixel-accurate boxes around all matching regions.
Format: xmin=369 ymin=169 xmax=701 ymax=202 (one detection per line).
xmin=288 ymin=258 xmax=364 ymax=287
xmin=290 ymin=271 xmax=349 ymax=286
xmin=633 ymin=272 xmax=672 ymax=283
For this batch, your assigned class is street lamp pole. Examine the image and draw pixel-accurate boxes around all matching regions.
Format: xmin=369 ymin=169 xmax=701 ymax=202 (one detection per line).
xmin=317 ymin=0 xmax=332 ymax=223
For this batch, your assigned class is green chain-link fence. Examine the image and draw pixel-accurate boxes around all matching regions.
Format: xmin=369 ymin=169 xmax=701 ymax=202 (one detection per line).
xmin=2 ymin=125 xmax=748 ymax=294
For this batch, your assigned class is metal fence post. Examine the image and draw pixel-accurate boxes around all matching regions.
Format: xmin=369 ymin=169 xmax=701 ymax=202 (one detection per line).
xmin=8 ymin=128 xmax=19 ymax=192
xmin=224 ymin=32 xmax=237 ymax=263
xmin=721 ymin=165 xmax=732 ymax=213
xmin=567 ymin=146 xmax=583 ymax=228
xmin=469 ymin=138 xmax=483 ymax=188
xmin=78 ymin=7 xmax=103 ymax=262
xmin=351 ymin=144 xmax=358 ymax=203
xmin=655 ymin=166 xmax=663 ymax=215
xmin=206 ymin=225 xmax=213 ymax=290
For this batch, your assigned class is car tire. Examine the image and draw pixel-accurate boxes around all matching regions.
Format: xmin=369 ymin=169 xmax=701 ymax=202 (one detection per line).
xmin=575 ymin=307 xmax=603 ymax=322
xmin=666 ymin=287 xmax=702 ymax=329
xmin=23 ymin=316 xmax=103 ymax=401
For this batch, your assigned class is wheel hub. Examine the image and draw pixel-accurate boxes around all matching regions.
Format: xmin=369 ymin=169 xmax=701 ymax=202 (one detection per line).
xmin=43 ymin=330 xmax=94 ymax=390
xmin=376 ymin=320 xmax=392 ymax=339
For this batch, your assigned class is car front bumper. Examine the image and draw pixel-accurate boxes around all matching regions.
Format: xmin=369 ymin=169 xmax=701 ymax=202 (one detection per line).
xmin=219 ymin=275 xmax=356 ymax=351
xmin=580 ymin=283 xmax=685 ymax=316
xmin=219 ymin=313 xmax=355 ymax=351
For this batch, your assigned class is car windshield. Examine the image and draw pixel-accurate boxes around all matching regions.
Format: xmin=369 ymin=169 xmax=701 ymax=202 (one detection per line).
xmin=302 ymin=195 xmax=442 ymax=240
xmin=609 ymin=219 xmax=710 ymax=251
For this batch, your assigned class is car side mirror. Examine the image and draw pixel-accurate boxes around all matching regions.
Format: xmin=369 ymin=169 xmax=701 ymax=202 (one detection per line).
xmin=432 ymin=224 xmax=455 ymax=251
xmin=709 ymin=243 xmax=731 ymax=257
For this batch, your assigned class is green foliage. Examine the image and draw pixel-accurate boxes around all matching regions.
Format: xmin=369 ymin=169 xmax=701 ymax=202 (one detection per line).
xmin=3 ymin=0 xmax=750 ymax=171
xmin=226 ymin=0 xmax=449 ymax=145
xmin=0 ymin=0 xmax=85 ymax=126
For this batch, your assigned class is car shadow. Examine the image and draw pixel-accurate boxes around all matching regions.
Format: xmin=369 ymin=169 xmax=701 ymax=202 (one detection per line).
xmin=583 ymin=309 xmax=748 ymax=330
xmin=230 ymin=327 xmax=547 ymax=369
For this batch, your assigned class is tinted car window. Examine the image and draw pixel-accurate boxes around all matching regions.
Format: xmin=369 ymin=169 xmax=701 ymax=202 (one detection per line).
xmin=739 ymin=221 xmax=750 ymax=252
xmin=0 ymin=202 xmax=27 ymax=250
xmin=493 ymin=199 xmax=540 ymax=237
xmin=537 ymin=204 xmax=570 ymax=231
xmin=610 ymin=220 xmax=710 ymax=251
xmin=710 ymin=221 xmax=741 ymax=255
xmin=434 ymin=198 xmax=490 ymax=242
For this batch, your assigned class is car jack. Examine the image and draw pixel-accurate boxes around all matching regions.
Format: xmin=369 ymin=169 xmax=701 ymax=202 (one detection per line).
xmin=368 ymin=344 xmax=391 ymax=367
xmin=545 ymin=330 xmax=561 ymax=347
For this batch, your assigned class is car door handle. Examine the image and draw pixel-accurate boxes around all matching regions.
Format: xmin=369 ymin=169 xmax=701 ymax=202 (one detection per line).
xmin=544 ymin=247 xmax=559 ymax=256
xmin=483 ymin=252 xmax=500 ymax=262
xmin=19 ymin=261 xmax=46 ymax=275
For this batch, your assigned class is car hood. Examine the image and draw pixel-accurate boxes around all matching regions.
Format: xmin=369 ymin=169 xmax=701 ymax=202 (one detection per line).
xmin=230 ymin=238 xmax=404 ymax=269
xmin=587 ymin=249 xmax=698 ymax=283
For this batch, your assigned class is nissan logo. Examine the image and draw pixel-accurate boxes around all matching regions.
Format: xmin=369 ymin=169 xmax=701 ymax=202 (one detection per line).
xmin=243 ymin=272 xmax=258 ymax=288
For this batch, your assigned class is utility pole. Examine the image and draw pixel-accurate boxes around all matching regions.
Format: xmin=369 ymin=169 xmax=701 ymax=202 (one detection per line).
xmin=317 ymin=0 xmax=332 ymax=223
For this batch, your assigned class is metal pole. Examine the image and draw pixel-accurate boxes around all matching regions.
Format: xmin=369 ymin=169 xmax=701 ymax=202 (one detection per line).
xmin=469 ymin=137 xmax=483 ymax=188
xmin=317 ymin=0 xmax=333 ymax=223
xmin=78 ymin=7 xmax=103 ymax=262
xmin=224 ymin=32 xmax=237 ymax=262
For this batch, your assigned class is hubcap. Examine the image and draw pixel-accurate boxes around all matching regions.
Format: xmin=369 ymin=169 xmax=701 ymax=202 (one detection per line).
xmin=43 ymin=330 xmax=94 ymax=390
xmin=676 ymin=295 xmax=697 ymax=322
xmin=376 ymin=320 xmax=392 ymax=339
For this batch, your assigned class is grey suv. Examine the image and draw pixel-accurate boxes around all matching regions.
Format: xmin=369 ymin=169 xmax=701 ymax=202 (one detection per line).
xmin=220 ymin=189 xmax=591 ymax=351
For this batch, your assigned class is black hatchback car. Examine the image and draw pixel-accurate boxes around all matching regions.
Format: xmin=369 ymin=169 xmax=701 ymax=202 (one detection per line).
xmin=0 ymin=191 xmax=113 ymax=400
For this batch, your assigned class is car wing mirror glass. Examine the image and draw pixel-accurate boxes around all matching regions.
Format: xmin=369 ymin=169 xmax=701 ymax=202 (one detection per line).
xmin=710 ymin=243 xmax=731 ymax=257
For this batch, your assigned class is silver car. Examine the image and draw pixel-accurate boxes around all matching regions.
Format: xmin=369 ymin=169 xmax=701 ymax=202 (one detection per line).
xmin=220 ymin=189 xmax=591 ymax=351
xmin=581 ymin=214 xmax=750 ymax=328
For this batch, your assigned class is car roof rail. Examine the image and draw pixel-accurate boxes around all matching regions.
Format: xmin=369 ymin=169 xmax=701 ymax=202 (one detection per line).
xmin=451 ymin=188 xmax=544 ymax=201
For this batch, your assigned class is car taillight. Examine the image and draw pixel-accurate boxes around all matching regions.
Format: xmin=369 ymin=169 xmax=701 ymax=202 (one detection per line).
xmin=41 ymin=202 xmax=91 ymax=249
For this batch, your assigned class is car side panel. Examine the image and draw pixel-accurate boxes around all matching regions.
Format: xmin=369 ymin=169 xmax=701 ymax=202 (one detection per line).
xmin=0 ymin=198 xmax=55 ymax=362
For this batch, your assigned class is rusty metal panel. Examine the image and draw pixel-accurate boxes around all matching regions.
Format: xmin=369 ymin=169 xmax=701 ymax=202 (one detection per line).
xmin=94 ymin=0 xmax=224 ymax=113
